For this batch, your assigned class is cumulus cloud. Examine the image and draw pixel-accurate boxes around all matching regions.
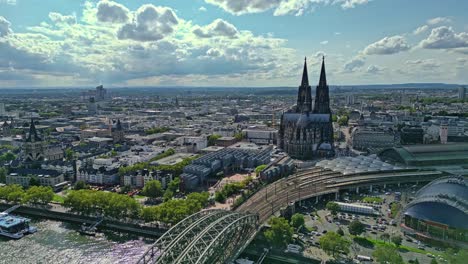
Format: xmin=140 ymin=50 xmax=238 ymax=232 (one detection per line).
xmin=427 ymin=17 xmax=451 ymax=25
xmin=0 ymin=0 xmax=16 ymax=5
xmin=0 ymin=1 xmax=299 ymax=86
xmin=204 ymin=0 xmax=371 ymax=16
xmin=97 ymin=0 xmax=130 ymax=23
xmin=199 ymin=6 xmax=207 ymax=12
xmin=363 ymin=35 xmax=410 ymax=55
xmin=48 ymin=12 xmax=76 ymax=25
xmin=193 ymin=19 xmax=238 ymax=38
xmin=413 ymin=25 xmax=428 ymax=35
xmin=320 ymin=40 xmax=328 ymax=45
xmin=366 ymin=65 xmax=382 ymax=74
xmin=419 ymin=26 xmax=468 ymax=49
xmin=340 ymin=0 xmax=371 ymax=10
xmin=405 ymin=59 xmax=440 ymax=70
xmin=0 ymin=16 xmax=12 ymax=37
xmin=343 ymin=56 xmax=365 ymax=72
xmin=117 ymin=4 xmax=179 ymax=41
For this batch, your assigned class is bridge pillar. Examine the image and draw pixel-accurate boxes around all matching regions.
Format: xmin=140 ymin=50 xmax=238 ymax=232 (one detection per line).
xmin=335 ymin=192 xmax=339 ymax=200
xmin=398 ymin=182 xmax=401 ymax=187
xmin=316 ymin=196 xmax=319 ymax=203
xmin=370 ymin=185 xmax=373 ymax=192
xmin=356 ymin=187 xmax=359 ymax=194
xmin=383 ymin=184 xmax=387 ymax=189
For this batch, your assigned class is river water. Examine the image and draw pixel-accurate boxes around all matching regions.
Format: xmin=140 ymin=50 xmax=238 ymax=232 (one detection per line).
xmin=0 ymin=218 xmax=154 ymax=264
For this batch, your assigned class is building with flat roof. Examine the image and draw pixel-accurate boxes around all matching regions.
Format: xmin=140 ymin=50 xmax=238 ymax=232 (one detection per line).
xmin=335 ymin=202 xmax=379 ymax=215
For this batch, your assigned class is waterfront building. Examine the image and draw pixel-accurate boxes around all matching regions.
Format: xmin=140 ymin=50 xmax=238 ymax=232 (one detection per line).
xmin=278 ymin=57 xmax=334 ymax=160
xmin=7 ymin=169 xmax=65 ymax=188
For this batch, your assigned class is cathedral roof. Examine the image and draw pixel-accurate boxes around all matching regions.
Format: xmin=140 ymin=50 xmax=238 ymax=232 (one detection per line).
xmin=283 ymin=112 xmax=330 ymax=127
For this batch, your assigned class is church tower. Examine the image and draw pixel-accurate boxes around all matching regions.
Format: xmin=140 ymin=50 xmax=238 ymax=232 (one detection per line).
xmin=313 ymin=57 xmax=331 ymax=114
xmin=296 ymin=58 xmax=312 ymax=113
xmin=23 ymin=119 xmax=45 ymax=161
xmin=112 ymin=119 xmax=125 ymax=143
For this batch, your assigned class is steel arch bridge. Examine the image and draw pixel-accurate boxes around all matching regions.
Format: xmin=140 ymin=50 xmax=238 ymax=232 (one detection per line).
xmin=136 ymin=210 xmax=259 ymax=264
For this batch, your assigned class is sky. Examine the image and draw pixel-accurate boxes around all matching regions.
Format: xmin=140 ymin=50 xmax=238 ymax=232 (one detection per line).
xmin=0 ymin=0 xmax=467 ymax=87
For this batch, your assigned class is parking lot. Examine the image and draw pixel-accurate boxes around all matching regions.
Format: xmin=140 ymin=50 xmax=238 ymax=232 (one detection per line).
xmin=293 ymin=183 xmax=449 ymax=263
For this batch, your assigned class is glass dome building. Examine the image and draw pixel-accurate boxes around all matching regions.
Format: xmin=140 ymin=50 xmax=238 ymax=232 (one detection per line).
xmin=403 ymin=176 xmax=468 ymax=244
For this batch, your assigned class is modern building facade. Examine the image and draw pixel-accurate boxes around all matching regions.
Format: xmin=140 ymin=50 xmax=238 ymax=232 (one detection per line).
xmin=278 ymin=57 xmax=334 ymax=160
xmin=403 ymin=176 xmax=468 ymax=246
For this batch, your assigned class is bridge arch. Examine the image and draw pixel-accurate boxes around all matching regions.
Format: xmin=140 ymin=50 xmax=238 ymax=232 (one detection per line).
xmin=137 ymin=210 xmax=258 ymax=264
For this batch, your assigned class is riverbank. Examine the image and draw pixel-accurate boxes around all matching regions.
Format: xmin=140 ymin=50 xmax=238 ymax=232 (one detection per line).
xmin=0 ymin=203 xmax=166 ymax=238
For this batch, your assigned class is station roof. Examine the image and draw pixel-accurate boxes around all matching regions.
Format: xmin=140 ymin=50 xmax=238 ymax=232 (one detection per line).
xmin=316 ymin=155 xmax=403 ymax=175
xmin=378 ymin=143 xmax=468 ymax=166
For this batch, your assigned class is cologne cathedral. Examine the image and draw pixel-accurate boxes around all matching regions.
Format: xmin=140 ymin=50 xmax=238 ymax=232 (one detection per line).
xmin=278 ymin=57 xmax=335 ymax=160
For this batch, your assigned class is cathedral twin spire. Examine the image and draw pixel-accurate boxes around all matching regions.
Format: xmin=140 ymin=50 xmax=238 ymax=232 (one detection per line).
xmin=297 ymin=56 xmax=330 ymax=114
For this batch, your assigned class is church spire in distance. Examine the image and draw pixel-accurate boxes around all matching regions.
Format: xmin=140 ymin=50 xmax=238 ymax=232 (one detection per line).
xmin=319 ymin=56 xmax=327 ymax=87
xmin=301 ymin=57 xmax=309 ymax=86
xmin=296 ymin=57 xmax=312 ymax=113
xmin=313 ymin=56 xmax=331 ymax=114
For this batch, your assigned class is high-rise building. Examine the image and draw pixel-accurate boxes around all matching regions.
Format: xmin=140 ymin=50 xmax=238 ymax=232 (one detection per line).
xmin=278 ymin=57 xmax=334 ymax=160
xmin=458 ymin=86 xmax=466 ymax=100
xmin=0 ymin=103 xmax=5 ymax=116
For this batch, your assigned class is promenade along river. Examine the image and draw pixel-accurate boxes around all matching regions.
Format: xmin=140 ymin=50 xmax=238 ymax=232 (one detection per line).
xmin=0 ymin=218 xmax=153 ymax=264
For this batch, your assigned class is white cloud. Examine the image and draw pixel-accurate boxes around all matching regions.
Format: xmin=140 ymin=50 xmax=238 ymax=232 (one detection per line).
xmin=340 ymin=0 xmax=371 ymax=10
xmin=204 ymin=0 xmax=371 ymax=16
xmin=320 ymin=40 xmax=328 ymax=45
xmin=405 ymin=59 xmax=440 ymax=70
xmin=0 ymin=0 xmax=16 ymax=5
xmin=0 ymin=1 xmax=299 ymax=86
xmin=413 ymin=25 xmax=428 ymax=35
xmin=419 ymin=26 xmax=468 ymax=49
xmin=97 ymin=0 xmax=130 ymax=23
xmin=0 ymin=16 xmax=12 ymax=37
xmin=199 ymin=6 xmax=207 ymax=12
xmin=366 ymin=65 xmax=382 ymax=74
xmin=334 ymin=32 xmax=341 ymax=35
xmin=48 ymin=12 xmax=76 ymax=25
xmin=193 ymin=19 xmax=238 ymax=38
xmin=363 ymin=35 xmax=410 ymax=55
xmin=427 ymin=17 xmax=451 ymax=25
xmin=343 ymin=56 xmax=365 ymax=72
xmin=117 ymin=4 xmax=179 ymax=41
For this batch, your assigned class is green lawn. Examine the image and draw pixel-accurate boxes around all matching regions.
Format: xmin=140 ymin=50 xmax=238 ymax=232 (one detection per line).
xmin=52 ymin=194 xmax=65 ymax=204
xmin=362 ymin=196 xmax=384 ymax=203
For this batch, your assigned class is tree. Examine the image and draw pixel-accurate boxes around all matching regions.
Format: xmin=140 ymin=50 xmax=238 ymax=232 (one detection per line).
xmin=120 ymin=185 xmax=131 ymax=194
xmin=142 ymin=180 xmax=163 ymax=199
xmin=23 ymin=186 xmax=54 ymax=204
xmin=29 ymin=177 xmax=41 ymax=187
xmin=264 ymin=217 xmax=294 ymax=248
xmin=255 ymin=164 xmax=267 ymax=176
xmin=380 ymin=233 xmax=390 ymax=243
xmin=337 ymin=228 xmax=345 ymax=236
xmin=74 ymin=180 xmax=88 ymax=190
xmin=372 ymin=244 xmax=404 ymax=264
xmin=234 ymin=132 xmax=243 ymax=141
xmin=0 ymin=167 xmax=7 ymax=183
xmin=319 ymin=231 xmax=350 ymax=258
xmin=430 ymin=259 xmax=438 ymax=264
xmin=290 ymin=213 xmax=305 ymax=229
xmin=167 ymin=177 xmax=180 ymax=192
xmin=214 ymin=191 xmax=226 ymax=203
xmin=208 ymin=134 xmax=221 ymax=146
xmin=391 ymin=235 xmax=403 ymax=247
xmin=163 ymin=189 xmax=174 ymax=202
xmin=348 ymin=220 xmax=366 ymax=236
xmin=326 ymin=201 xmax=340 ymax=216
xmin=413 ymin=259 xmax=420 ymax=264
xmin=65 ymin=148 xmax=75 ymax=161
